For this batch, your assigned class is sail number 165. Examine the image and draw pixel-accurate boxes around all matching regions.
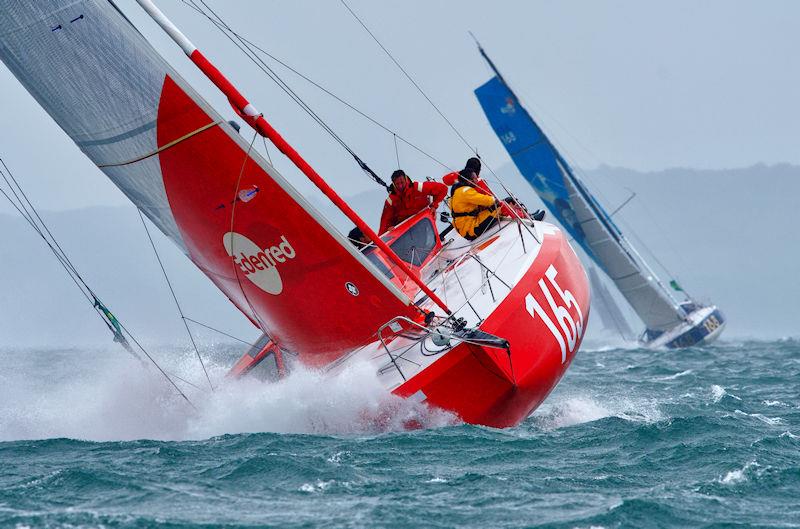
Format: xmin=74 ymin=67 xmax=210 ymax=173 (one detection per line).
xmin=525 ymin=264 xmax=584 ymax=363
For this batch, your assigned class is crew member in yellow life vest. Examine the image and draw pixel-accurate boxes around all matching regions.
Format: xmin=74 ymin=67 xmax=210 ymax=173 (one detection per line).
xmin=449 ymin=169 xmax=504 ymax=240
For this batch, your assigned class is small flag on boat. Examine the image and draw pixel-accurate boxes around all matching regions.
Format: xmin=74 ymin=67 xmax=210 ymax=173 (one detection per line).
xmin=93 ymin=296 xmax=125 ymax=341
xmin=669 ymin=280 xmax=683 ymax=292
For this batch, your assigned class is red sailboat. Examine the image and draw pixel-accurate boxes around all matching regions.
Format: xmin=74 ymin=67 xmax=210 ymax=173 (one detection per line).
xmin=0 ymin=0 xmax=589 ymax=427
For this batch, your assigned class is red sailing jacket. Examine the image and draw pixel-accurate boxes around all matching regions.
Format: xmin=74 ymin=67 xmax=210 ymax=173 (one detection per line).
xmin=442 ymin=171 xmax=493 ymax=195
xmin=379 ymin=180 xmax=447 ymax=234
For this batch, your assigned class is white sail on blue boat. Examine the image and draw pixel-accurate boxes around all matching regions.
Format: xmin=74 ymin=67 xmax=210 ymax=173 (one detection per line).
xmin=472 ymin=43 xmax=725 ymax=348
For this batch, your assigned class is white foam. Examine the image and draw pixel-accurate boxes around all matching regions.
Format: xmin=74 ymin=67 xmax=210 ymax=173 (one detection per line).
xmin=299 ymin=479 xmax=335 ymax=493
xmin=719 ymin=460 xmax=759 ymax=485
xmin=733 ymin=409 xmax=784 ymax=426
xmin=710 ymin=384 xmax=741 ymax=403
xmin=657 ymin=369 xmax=693 ymax=381
xmin=711 ymin=385 xmax=726 ymax=402
xmin=326 ymin=451 xmax=349 ymax=464
xmin=0 ymin=348 xmax=456 ymax=442
xmin=533 ymin=393 xmax=664 ymax=429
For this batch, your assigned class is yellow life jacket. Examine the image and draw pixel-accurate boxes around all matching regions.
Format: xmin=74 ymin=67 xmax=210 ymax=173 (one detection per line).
xmin=450 ymin=186 xmax=498 ymax=238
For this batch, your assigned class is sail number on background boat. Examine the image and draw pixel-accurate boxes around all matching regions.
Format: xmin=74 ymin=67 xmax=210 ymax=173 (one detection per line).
xmin=525 ymin=265 xmax=584 ymax=363
xmin=703 ymin=314 xmax=722 ymax=334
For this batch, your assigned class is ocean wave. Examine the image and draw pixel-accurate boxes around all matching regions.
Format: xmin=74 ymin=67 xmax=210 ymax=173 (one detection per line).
xmin=718 ymin=460 xmax=760 ymax=485
xmin=532 ymin=393 xmax=665 ymax=429
xmin=710 ymin=384 xmax=741 ymax=403
xmin=656 ymin=369 xmax=693 ymax=381
xmin=762 ymin=400 xmax=791 ymax=408
xmin=732 ymin=409 xmax=785 ymax=426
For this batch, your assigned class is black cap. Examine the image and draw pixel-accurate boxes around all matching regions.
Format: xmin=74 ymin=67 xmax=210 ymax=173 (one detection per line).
xmin=391 ymin=169 xmax=407 ymax=180
xmin=464 ymin=157 xmax=481 ymax=175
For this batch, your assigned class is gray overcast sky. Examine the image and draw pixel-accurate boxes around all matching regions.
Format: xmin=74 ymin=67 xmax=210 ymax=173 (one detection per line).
xmin=1 ymin=1 xmax=798 ymax=344
xmin=1 ymin=0 xmax=799 ymax=213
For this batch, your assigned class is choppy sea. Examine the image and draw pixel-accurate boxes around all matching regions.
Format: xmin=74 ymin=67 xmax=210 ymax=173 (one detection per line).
xmin=1 ymin=339 xmax=798 ymax=528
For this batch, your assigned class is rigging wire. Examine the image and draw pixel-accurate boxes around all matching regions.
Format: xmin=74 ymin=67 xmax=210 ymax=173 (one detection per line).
xmin=177 ymin=0 xmax=529 ymax=222
xmin=338 ymin=0 xmax=475 ymax=154
xmin=333 ymin=3 xmax=535 ymax=237
xmin=0 ymin=159 xmax=93 ymax=302
xmin=113 ymin=317 xmax=197 ymax=408
xmin=213 ymin=22 xmax=453 ymax=172
xmin=0 ymin=157 xmax=195 ymax=407
xmin=137 ymin=208 xmax=215 ymax=392
xmin=0 ymin=185 xmax=92 ymax=304
xmin=180 ymin=0 xmax=390 ymax=190
xmin=183 ymin=317 xmax=257 ymax=348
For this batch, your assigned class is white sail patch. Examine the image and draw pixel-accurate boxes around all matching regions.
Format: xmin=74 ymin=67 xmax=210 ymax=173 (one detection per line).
xmin=223 ymin=232 xmax=296 ymax=295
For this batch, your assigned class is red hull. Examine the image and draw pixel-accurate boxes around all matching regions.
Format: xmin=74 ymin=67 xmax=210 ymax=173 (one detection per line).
xmin=393 ymin=228 xmax=589 ymax=427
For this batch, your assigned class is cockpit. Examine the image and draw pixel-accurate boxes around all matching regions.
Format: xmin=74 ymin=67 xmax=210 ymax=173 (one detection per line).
xmin=362 ymin=209 xmax=442 ymax=296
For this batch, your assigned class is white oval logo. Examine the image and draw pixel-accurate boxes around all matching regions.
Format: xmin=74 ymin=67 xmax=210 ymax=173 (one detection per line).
xmin=345 ymin=282 xmax=359 ymax=296
xmin=223 ymin=232 xmax=296 ymax=295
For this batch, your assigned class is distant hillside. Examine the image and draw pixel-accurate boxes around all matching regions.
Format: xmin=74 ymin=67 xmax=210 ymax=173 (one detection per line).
xmin=1 ymin=164 xmax=797 ymax=346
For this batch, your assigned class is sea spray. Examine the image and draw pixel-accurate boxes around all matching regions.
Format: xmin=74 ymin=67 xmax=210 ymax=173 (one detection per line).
xmin=0 ymin=346 xmax=454 ymax=442
xmin=186 ymin=361 xmax=456 ymax=438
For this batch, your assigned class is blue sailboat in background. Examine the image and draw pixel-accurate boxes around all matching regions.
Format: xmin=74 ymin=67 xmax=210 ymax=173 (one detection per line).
xmin=472 ymin=41 xmax=725 ymax=348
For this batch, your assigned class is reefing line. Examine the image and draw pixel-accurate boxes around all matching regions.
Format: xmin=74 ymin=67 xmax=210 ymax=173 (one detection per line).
xmin=135 ymin=0 xmax=453 ymax=316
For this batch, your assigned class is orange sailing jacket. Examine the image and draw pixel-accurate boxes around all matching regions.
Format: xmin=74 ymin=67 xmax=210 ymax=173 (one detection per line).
xmin=379 ymin=180 xmax=447 ymax=234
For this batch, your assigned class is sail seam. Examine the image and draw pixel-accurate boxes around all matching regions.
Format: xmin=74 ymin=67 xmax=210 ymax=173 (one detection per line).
xmin=508 ymin=138 xmax=550 ymax=158
xmin=76 ymin=120 xmax=157 ymax=147
xmin=97 ymin=120 xmax=221 ymax=168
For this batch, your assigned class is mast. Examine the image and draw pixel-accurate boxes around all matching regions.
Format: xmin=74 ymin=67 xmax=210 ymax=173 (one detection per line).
xmin=472 ymin=36 xmax=685 ymax=314
xmin=135 ymin=0 xmax=451 ymax=315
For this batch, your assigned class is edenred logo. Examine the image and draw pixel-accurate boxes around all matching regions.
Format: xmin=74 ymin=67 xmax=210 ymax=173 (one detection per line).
xmin=223 ymin=232 xmax=297 ymax=295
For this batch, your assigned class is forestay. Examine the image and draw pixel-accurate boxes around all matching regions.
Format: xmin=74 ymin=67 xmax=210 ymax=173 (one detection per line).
xmin=0 ymin=0 xmax=417 ymax=364
xmin=475 ymin=76 xmax=684 ymax=333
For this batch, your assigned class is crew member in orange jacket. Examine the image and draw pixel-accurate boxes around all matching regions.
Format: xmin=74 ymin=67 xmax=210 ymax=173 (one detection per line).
xmin=379 ymin=170 xmax=447 ymax=234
